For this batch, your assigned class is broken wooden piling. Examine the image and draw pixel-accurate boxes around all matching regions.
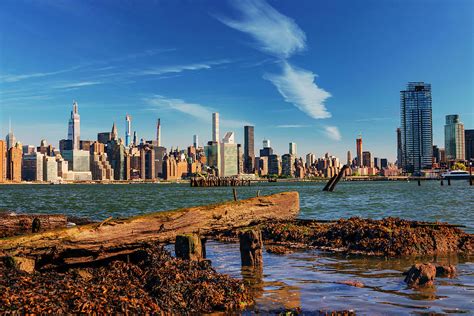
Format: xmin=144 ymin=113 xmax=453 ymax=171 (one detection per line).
xmin=323 ymin=165 xmax=349 ymax=192
xmin=239 ymin=229 xmax=263 ymax=267
xmin=175 ymin=234 xmax=205 ymax=261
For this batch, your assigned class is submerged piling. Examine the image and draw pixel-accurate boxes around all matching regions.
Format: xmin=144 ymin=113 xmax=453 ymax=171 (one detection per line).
xmin=239 ymin=229 xmax=263 ymax=267
xmin=175 ymin=234 xmax=204 ymax=261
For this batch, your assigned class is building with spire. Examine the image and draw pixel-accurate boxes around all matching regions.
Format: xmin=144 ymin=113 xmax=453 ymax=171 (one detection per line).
xmin=67 ymin=101 xmax=80 ymax=150
xmin=6 ymin=119 xmax=17 ymax=150
xmin=125 ymin=114 xmax=132 ymax=147
xmin=111 ymin=122 xmax=118 ymax=141
xmin=156 ymin=119 xmax=161 ymax=147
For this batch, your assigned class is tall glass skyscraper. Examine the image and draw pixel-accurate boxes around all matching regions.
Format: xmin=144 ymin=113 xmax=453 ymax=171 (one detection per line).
xmin=400 ymin=82 xmax=433 ymax=174
xmin=444 ymin=114 xmax=465 ymax=161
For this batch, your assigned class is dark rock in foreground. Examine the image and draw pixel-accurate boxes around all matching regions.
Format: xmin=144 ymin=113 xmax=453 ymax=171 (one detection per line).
xmin=0 ymin=243 xmax=251 ymax=314
xmin=403 ymin=263 xmax=437 ymax=287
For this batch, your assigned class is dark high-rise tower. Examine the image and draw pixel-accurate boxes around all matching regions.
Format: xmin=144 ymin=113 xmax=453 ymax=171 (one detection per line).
xmin=396 ymin=128 xmax=402 ymax=168
xmin=465 ymin=130 xmax=474 ymax=161
xmin=400 ymin=82 xmax=433 ymax=174
xmin=356 ymin=135 xmax=363 ymax=167
xmin=244 ymin=126 xmax=255 ymax=173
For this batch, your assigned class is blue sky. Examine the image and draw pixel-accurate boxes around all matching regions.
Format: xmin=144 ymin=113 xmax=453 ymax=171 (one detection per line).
xmin=0 ymin=0 xmax=472 ymax=161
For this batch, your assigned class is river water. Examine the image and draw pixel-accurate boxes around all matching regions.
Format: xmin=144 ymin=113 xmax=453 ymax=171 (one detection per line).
xmin=1 ymin=181 xmax=473 ymax=314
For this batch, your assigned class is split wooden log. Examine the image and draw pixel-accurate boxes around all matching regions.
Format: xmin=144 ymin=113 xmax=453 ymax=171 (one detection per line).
xmin=175 ymin=234 xmax=204 ymax=261
xmin=0 ymin=214 xmax=68 ymax=238
xmin=0 ymin=192 xmax=299 ymax=270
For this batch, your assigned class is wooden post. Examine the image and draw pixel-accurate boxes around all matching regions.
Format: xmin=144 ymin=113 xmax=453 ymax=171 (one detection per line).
xmin=441 ymin=179 xmax=444 ymax=186
xmin=448 ymin=178 xmax=451 ymax=186
xmin=256 ymin=190 xmax=260 ymax=197
xmin=32 ymin=217 xmax=41 ymax=233
xmin=233 ymin=188 xmax=238 ymax=201
xmin=175 ymin=234 xmax=204 ymax=261
xmin=417 ymin=179 xmax=421 ymax=186
xmin=239 ymin=229 xmax=263 ymax=267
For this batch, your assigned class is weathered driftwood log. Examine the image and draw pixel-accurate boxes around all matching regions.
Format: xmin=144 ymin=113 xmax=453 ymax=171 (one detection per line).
xmin=175 ymin=234 xmax=204 ymax=261
xmin=0 ymin=214 xmax=68 ymax=238
xmin=0 ymin=192 xmax=299 ymax=269
xmin=239 ymin=229 xmax=263 ymax=267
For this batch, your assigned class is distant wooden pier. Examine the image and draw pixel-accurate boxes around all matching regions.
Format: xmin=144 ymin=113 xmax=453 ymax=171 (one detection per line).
xmin=190 ymin=176 xmax=252 ymax=187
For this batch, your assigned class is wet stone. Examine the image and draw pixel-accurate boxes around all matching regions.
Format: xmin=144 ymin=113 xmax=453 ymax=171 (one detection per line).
xmin=403 ymin=263 xmax=436 ymax=287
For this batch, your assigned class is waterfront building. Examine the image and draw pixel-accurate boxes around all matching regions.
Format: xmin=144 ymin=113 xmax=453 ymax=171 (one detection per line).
xmin=153 ymin=146 xmax=167 ymax=178
xmin=432 ymin=145 xmax=440 ymax=164
xmin=400 ymin=82 xmax=433 ymax=174
xmin=268 ymin=154 xmax=281 ymax=176
xmin=61 ymin=149 xmax=93 ymax=181
xmin=356 ymin=135 xmax=363 ymax=167
xmin=282 ymin=154 xmax=296 ymax=177
xmin=140 ymin=144 xmax=156 ymax=180
xmin=289 ymin=142 xmax=297 ymax=156
xmin=256 ymin=156 xmax=268 ymax=176
xmin=156 ymin=118 xmax=161 ymax=147
xmin=396 ymin=128 xmax=403 ymax=168
xmin=237 ymin=144 xmax=244 ymax=174
xmin=56 ymin=156 xmax=70 ymax=180
xmin=439 ymin=148 xmax=446 ymax=164
xmin=212 ymin=113 xmax=219 ymax=142
xmin=97 ymin=132 xmax=111 ymax=144
xmin=466 ymin=130 xmax=474 ymax=160
xmin=43 ymin=155 xmax=58 ymax=182
xmin=244 ymin=126 xmax=255 ymax=173
xmin=306 ymin=153 xmax=316 ymax=169
xmin=22 ymin=152 xmax=44 ymax=181
xmin=259 ymin=139 xmax=274 ymax=157
xmin=444 ymin=114 xmax=465 ymax=161
xmin=346 ymin=151 xmax=352 ymax=166
xmin=0 ymin=140 xmax=5 ymax=182
xmin=220 ymin=132 xmax=238 ymax=177
xmin=362 ymin=151 xmax=373 ymax=168
xmin=91 ymin=153 xmax=114 ymax=181
xmin=125 ymin=114 xmax=132 ymax=147
xmin=381 ymin=158 xmax=388 ymax=169
xmin=22 ymin=145 xmax=35 ymax=155
xmin=107 ymin=139 xmax=127 ymax=180
xmin=37 ymin=140 xmax=54 ymax=156
xmin=205 ymin=141 xmax=220 ymax=175
xmin=7 ymin=143 xmax=22 ymax=182
xmin=163 ymin=154 xmax=178 ymax=180
xmin=374 ymin=157 xmax=381 ymax=170
xmin=67 ymin=101 xmax=81 ymax=150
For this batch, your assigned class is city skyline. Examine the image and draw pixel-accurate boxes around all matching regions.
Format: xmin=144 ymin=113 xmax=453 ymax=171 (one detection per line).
xmin=1 ymin=0 xmax=473 ymax=161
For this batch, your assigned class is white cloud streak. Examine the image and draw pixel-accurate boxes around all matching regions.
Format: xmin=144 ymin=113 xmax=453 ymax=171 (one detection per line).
xmin=276 ymin=124 xmax=310 ymax=128
xmin=54 ymin=81 xmax=102 ymax=89
xmin=217 ymin=0 xmax=306 ymax=58
xmin=323 ymin=126 xmax=342 ymax=141
xmin=138 ymin=60 xmax=230 ymax=76
xmin=264 ymin=62 xmax=331 ymax=119
xmin=146 ymin=95 xmax=251 ymax=128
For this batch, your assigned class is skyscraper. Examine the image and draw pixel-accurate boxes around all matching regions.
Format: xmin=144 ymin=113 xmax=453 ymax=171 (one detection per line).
xmin=125 ymin=114 xmax=132 ymax=147
xmin=156 ymin=118 xmax=161 ymax=146
xmin=466 ymin=130 xmax=474 ymax=161
xmin=212 ymin=113 xmax=219 ymax=142
xmin=263 ymin=139 xmax=271 ymax=148
xmin=111 ymin=122 xmax=118 ymax=141
xmin=356 ymin=135 xmax=363 ymax=167
xmin=346 ymin=151 xmax=352 ymax=166
xmin=289 ymin=142 xmax=297 ymax=156
xmin=0 ymin=140 xmax=6 ymax=182
xmin=396 ymin=128 xmax=402 ymax=168
xmin=67 ymin=101 xmax=81 ymax=150
xmin=7 ymin=143 xmax=22 ymax=182
xmin=362 ymin=151 xmax=372 ymax=168
xmin=444 ymin=114 xmax=465 ymax=161
xmin=400 ymin=82 xmax=433 ymax=174
xmin=244 ymin=126 xmax=255 ymax=173
xmin=193 ymin=134 xmax=199 ymax=148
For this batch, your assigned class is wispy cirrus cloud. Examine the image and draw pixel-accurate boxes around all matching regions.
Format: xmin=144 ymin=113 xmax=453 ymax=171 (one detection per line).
xmin=323 ymin=126 xmax=342 ymax=141
xmin=264 ymin=62 xmax=331 ymax=119
xmin=0 ymin=66 xmax=80 ymax=83
xmin=216 ymin=0 xmax=306 ymax=58
xmin=146 ymin=95 xmax=251 ymax=128
xmin=276 ymin=124 xmax=310 ymax=128
xmin=137 ymin=60 xmax=231 ymax=76
xmin=54 ymin=81 xmax=102 ymax=89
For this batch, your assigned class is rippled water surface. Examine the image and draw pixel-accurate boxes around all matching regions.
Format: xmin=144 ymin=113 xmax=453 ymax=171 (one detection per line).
xmin=1 ymin=180 xmax=473 ymax=313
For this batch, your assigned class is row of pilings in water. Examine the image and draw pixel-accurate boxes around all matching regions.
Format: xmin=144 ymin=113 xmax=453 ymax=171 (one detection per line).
xmin=190 ymin=177 xmax=252 ymax=187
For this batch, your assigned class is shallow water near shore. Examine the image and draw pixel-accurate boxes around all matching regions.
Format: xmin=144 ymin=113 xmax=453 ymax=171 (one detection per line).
xmin=1 ymin=180 xmax=473 ymax=313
